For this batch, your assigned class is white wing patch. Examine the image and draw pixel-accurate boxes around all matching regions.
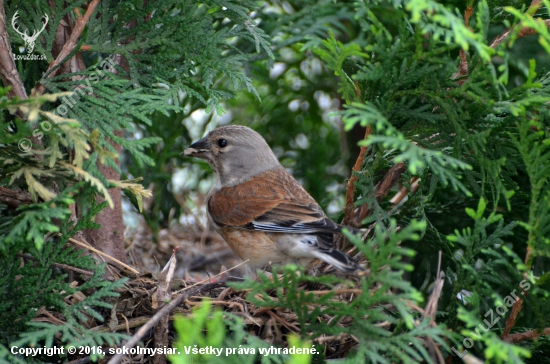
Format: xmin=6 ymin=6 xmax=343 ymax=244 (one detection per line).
xmin=251 ymin=221 xmax=321 ymax=233
xmin=285 ymin=235 xmax=319 ymax=258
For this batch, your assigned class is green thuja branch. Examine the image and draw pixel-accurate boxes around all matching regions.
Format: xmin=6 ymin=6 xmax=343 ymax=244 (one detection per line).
xmin=511 ymin=118 xmax=550 ymax=264
xmin=0 ymin=194 xmax=127 ymax=361
xmin=170 ymin=301 xmax=297 ymax=364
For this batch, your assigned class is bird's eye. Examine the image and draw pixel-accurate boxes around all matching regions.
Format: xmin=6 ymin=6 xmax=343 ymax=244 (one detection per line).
xmin=217 ymin=139 xmax=227 ymax=148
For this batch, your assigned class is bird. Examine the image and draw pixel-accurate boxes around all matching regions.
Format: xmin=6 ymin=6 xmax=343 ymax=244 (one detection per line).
xmin=184 ymin=125 xmax=363 ymax=274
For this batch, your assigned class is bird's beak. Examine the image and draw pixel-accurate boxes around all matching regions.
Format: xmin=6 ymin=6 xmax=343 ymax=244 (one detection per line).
xmin=183 ymin=137 xmax=210 ymax=159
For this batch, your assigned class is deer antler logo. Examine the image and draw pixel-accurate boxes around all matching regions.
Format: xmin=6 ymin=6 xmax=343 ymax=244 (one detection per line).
xmin=11 ymin=11 xmax=48 ymax=54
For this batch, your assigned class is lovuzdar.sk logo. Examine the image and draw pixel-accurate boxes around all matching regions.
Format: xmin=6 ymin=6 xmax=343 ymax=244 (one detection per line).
xmin=11 ymin=11 xmax=48 ymax=60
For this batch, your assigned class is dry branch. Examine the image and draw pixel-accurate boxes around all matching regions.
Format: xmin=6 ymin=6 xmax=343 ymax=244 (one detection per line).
xmin=490 ymin=19 xmax=550 ymax=48
xmin=491 ymin=0 xmax=544 ymax=49
xmin=343 ymin=126 xmax=371 ymax=227
xmin=0 ymin=186 xmax=33 ymax=209
xmin=504 ymin=327 xmax=550 ymax=343
xmin=423 ymin=251 xmax=445 ymax=364
xmin=308 ymin=289 xmax=363 ymax=295
xmin=267 ymin=310 xmax=300 ymax=333
xmin=501 ymin=296 xmax=524 ymax=339
xmin=35 ymin=0 xmax=101 ymax=95
xmin=357 ymin=162 xmax=407 ymax=221
xmin=66 ymin=357 xmax=92 ymax=364
xmin=341 ymin=125 xmax=406 ymax=229
xmin=501 ymin=247 xmax=534 ymax=341
xmin=0 ymin=1 xmax=27 ymax=100
xmin=452 ymin=6 xmax=473 ymax=84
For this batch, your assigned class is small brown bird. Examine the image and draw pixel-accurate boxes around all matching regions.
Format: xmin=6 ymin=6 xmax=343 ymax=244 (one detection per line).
xmin=184 ymin=125 xmax=362 ymax=273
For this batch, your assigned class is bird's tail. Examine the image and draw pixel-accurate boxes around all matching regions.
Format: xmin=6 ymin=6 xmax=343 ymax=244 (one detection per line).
xmin=314 ymin=248 xmax=364 ymax=273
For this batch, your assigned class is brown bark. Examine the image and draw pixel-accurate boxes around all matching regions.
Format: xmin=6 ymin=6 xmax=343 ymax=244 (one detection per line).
xmin=45 ymin=2 xmax=104 ymax=259
xmin=85 ymin=131 xmax=126 ymax=263
xmin=84 ymin=11 xmax=152 ymax=264
xmin=80 ymin=17 xmax=138 ymax=263
xmin=504 ymin=327 xmax=550 ymax=343
xmin=49 ymin=5 xmax=87 ymax=78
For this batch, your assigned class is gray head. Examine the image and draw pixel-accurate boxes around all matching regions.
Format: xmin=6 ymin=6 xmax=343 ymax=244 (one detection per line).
xmin=184 ymin=125 xmax=281 ymax=187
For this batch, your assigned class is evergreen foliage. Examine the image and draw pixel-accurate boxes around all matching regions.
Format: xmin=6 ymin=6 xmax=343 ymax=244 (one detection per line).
xmin=170 ymin=300 xmax=309 ymax=364
xmin=221 ymin=0 xmax=550 ymax=362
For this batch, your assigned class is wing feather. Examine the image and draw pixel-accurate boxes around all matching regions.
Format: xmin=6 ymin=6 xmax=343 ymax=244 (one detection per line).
xmin=208 ymin=167 xmax=343 ymax=234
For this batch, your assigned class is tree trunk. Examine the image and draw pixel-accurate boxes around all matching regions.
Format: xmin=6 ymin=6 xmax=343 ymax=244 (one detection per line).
xmin=84 ymin=131 xmax=126 ymax=263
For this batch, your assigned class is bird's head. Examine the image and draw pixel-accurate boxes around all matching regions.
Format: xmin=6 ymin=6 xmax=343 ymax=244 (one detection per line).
xmin=184 ymin=125 xmax=281 ymax=187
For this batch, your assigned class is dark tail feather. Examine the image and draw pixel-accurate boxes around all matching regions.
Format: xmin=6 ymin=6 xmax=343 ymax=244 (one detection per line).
xmin=316 ymin=248 xmax=364 ymax=273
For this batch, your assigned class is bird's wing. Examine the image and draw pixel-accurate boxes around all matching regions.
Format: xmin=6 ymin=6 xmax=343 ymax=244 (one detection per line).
xmin=208 ymin=167 xmax=343 ymax=234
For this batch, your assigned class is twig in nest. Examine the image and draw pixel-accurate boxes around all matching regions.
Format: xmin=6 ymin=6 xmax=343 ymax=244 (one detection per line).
xmin=66 ymin=357 xmax=92 ymax=364
xmin=152 ymin=247 xmax=179 ymax=364
xmin=62 ymin=234 xmax=139 ymax=275
xmin=187 ymin=299 xmax=245 ymax=312
xmin=422 ymin=251 xmax=445 ymax=364
xmin=152 ymin=247 xmax=179 ymax=309
xmin=106 ymin=282 xmax=225 ymax=364
xmin=92 ymin=315 xmax=178 ymax=333
xmin=17 ymin=253 xmax=94 ymax=276
xmin=313 ymin=333 xmax=348 ymax=344
xmin=32 ymin=306 xmax=66 ymax=326
xmin=308 ymin=289 xmax=362 ymax=296
xmin=267 ymin=310 xmax=300 ymax=333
